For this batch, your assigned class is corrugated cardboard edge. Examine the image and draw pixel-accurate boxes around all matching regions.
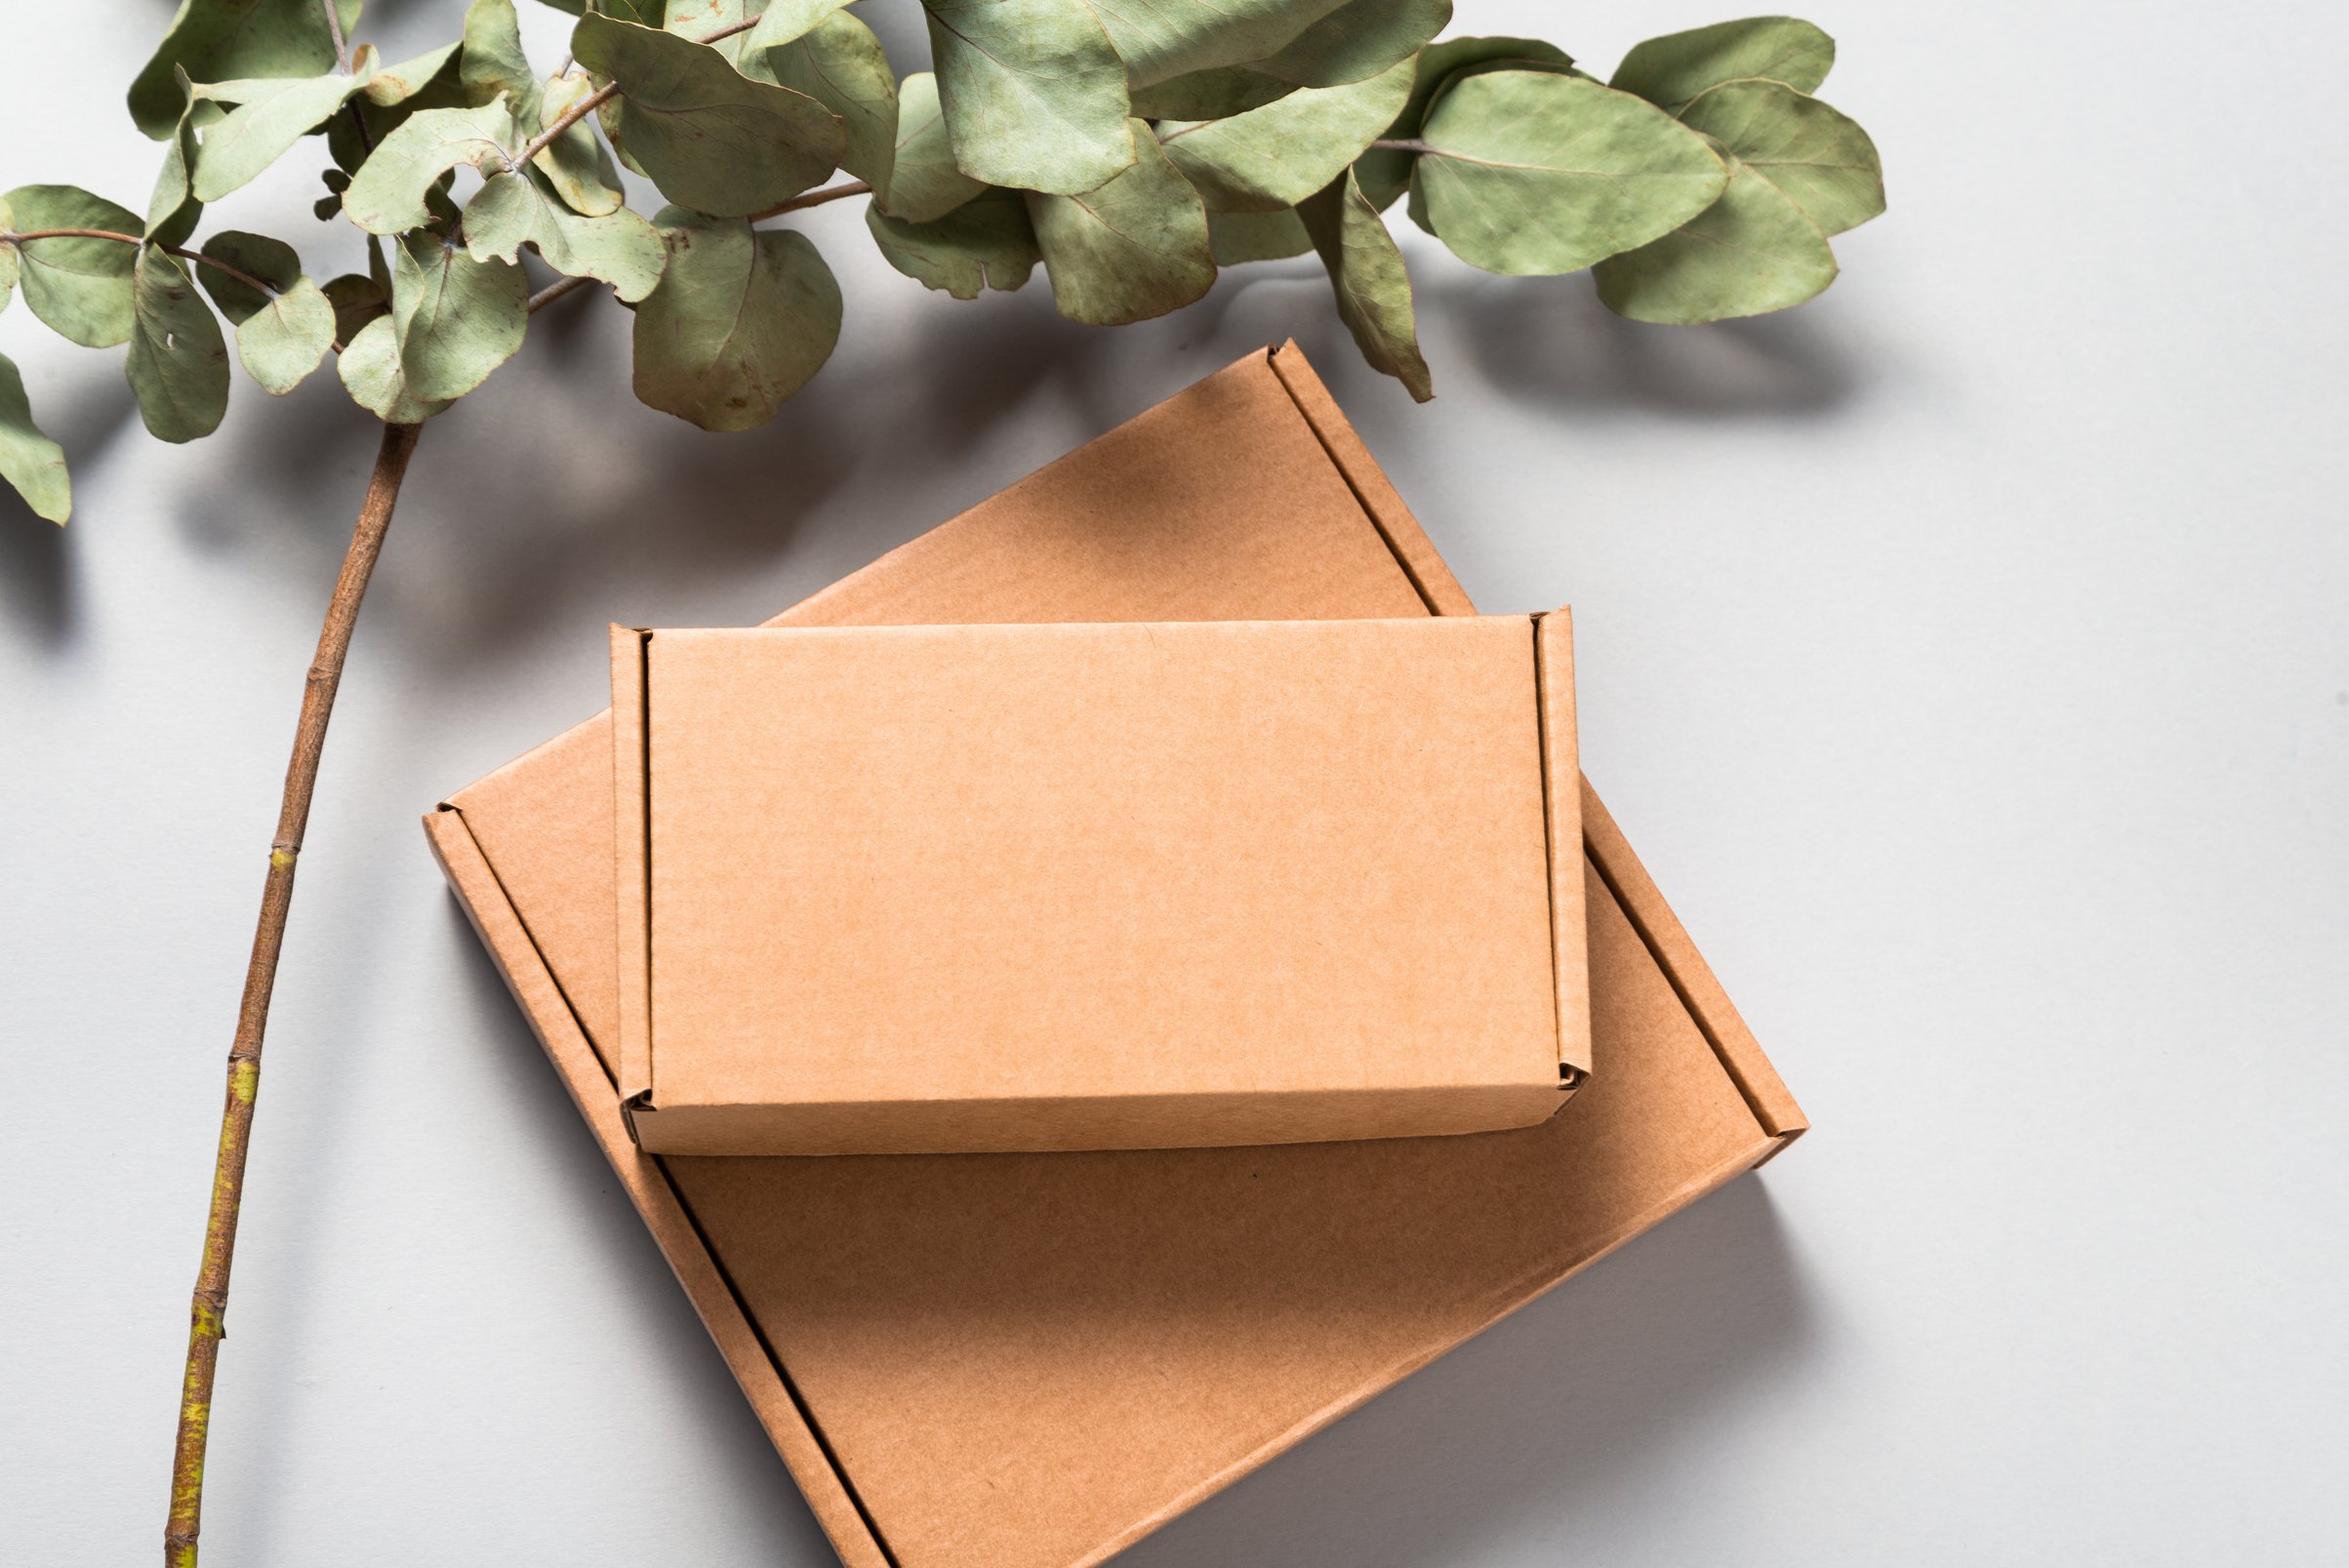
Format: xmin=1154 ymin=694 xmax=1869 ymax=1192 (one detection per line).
xmin=1579 ymin=784 xmax=1808 ymax=1154
xmin=1531 ymin=609 xmax=1592 ymax=1083
xmin=612 ymin=625 xmax=654 ymax=1113
xmin=423 ymin=805 xmax=896 ymax=1568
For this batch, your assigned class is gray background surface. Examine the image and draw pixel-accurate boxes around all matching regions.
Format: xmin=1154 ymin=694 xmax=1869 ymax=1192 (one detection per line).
xmin=5 ymin=1 xmax=2345 ymax=1562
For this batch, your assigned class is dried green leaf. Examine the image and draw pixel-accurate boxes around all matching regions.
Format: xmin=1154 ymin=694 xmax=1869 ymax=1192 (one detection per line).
xmin=1158 ymin=56 xmax=1411 ymax=212
xmin=739 ymin=0 xmax=857 ymax=53
xmin=1299 ymin=169 xmax=1429 ymax=399
xmin=461 ymin=0 xmax=541 ymax=110
xmin=0 ymin=349 xmax=70 ymax=524
xmin=391 ymin=232 xmax=526 ymax=401
xmin=879 ymin=72 xmax=985 ymax=223
xmin=534 ymin=71 xmax=626 ymax=217
xmin=5 ymin=186 xmax=143 ymax=348
xmin=1245 ymin=0 xmax=1450 ymax=88
xmin=129 ymin=0 xmax=359 ymax=139
xmin=632 ymin=209 xmax=842 ymax=431
xmin=867 ymin=188 xmax=1038 ymax=300
xmin=342 ymin=101 xmax=518 ymax=233
xmin=1676 ymin=77 xmax=1882 ymax=236
xmin=465 ymin=170 xmax=667 ymax=302
xmin=364 ymin=41 xmax=466 ymax=105
xmin=1611 ymin=17 xmax=1834 ymax=112
xmin=321 ymin=271 xmax=388 ymax=342
xmin=573 ymin=14 xmax=844 ymax=216
xmin=1128 ymin=68 xmax=1296 ymax=121
xmin=1026 ymin=121 xmax=1215 ymax=325
xmin=757 ymin=13 xmax=898 ymax=188
xmin=338 ymin=313 xmax=450 ymax=423
xmin=1412 ymin=72 xmax=1726 ymax=275
xmin=190 ymin=75 xmax=364 ymax=201
xmin=1207 ymin=207 xmax=1310 ymax=264
xmin=146 ymin=83 xmax=223 ymax=250
xmin=0 ymin=197 xmax=16 ymax=315
xmin=1092 ymin=0 xmax=1355 ymax=87
xmin=195 ymin=231 xmax=332 ymax=393
xmin=1355 ymin=35 xmax=1574 ymax=208
xmin=126 ymin=247 xmax=230 ymax=442
xmin=922 ymin=0 xmax=1131 ymax=195
xmin=1592 ymin=154 xmax=1836 ymax=323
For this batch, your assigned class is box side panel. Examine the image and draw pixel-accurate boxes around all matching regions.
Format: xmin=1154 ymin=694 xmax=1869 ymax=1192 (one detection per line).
xmin=1535 ymin=611 xmax=1593 ymax=1078
xmin=1580 ymin=782 xmax=1807 ymax=1144
xmin=1267 ymin=342 xmax=1476 ymax=618
xmin=422 ymin=808 xmax=892 ymax=1568
xmin=611 ymin=627 xmax=652 ymax=1106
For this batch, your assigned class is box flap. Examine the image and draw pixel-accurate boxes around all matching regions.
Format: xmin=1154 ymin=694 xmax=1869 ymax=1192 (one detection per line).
xmin=1534 ymin=609 xmax=1593 ymax=1080
xmin=610 ymin=624 xmax=653 ymax=1110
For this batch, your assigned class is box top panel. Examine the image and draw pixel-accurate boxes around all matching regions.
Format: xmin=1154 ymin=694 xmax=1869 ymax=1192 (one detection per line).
xmin=635 ymin=617 xmax=1562 ymax=1116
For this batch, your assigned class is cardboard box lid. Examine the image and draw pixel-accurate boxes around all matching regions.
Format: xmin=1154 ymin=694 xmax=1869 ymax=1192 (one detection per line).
xmin=613 ymin=615 xmax=1589 ymax=1154
xmin=428 ymin=342 xmax=1804 ymax=1568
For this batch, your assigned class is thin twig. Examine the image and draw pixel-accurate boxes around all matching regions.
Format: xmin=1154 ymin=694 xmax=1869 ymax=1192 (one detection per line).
xmin=164 ymin=421 xmax=424 ymax=1568
xmin=750 ymin=179 xmax=871 ymax=220
xmin=1367 ymin=138 xmax=1433 ymax=153
xmin=321 ymin=0 xmax=353 ymax=75
xmin=1 ymin=228 xmax=277 ymax=301
xmin=527 ymin=273 xmax=595 ymax=314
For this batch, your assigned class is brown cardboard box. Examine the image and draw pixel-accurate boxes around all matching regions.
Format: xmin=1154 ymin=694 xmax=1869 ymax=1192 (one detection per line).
xmin=425 ymin=343 xmax=1803 ymax=1568
xmin=611 ymin=614 xmax=1590 ymax=1155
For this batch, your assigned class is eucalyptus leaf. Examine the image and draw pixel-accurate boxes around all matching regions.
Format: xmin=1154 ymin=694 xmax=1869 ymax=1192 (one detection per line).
xmin=1413 ymin=72 xmax=1727 ymax=275
xmin=391 ymin=233 xmax=526 ymax=401
xmin=1592 ymin=154 xmax=1836 ymax=323
xmin=1246 ymin=0 xmax=1449 ymax=87
xmin=191 ymin=75 xmax=364 ymax=201
xmin=740 ymin=0 xmax=857 ymax=54
xmin=867 ymin=189 xmax=1038 ymax=300
xmin=126 ymin=247 xmax=230 ymax=442
xmin=1127 ymin=67 xmax=1297 ymax=121
xmin=461 ymin=0 xmax=540 ymax=109
xmin=879 ymin=72 xmax=986 ymax=223
xmin=196 ymin=230 xmax=333 ymax=393
xmin=0 ymin=197 xmax=16 ymax=314
xmin=1026 ymin=121 xmax=1215 ymax=326
xmin=342 ymin=100 xmax=518 ymax=233
xmin=632 ymin=209 xmax=842 ymax=431
xmin=665 ymin=0 xmax=757 ymax=63
xmin=321 ymin=271 xmax=388 ymax=342
xmin=1157 ymin=56 xmax=1411 ymax=212
xmin=128 ymin=0 xmax=360 ymax=139
xmin=0 ymin=350 xmax=70 ymax=524
xmin=338 ymin=312 xmax=451 ymax=423
xmin=1677 ymin=78 xmax=1883 ymax=236
xmin=534 ymin=71 xmax=626 ymax=216
xmin=1207 ymin=207 xmax=1311 ymax=264
xmin=363 ymin=41 xmax=466 ymax=108
xmin=1355 ymin=35 xmax=1574 ymax=208
xmin=145 ymin=87 xmax=221 ymax=250
xmin=572 ymin=14 xmax=844 ymax=216
xmin=464 ymin=169 xmax=667 ymax=301
xmin=757 ymin=13 xmax=898 ymax=188
xmin=1298 ymin=169 xmax=1430 ymax=400
xmin=193 ymin=228 xmax=298 ymax=319
xmin=1090 ymin=0 xmax=1355 ymax=87
xmin=1611 ymin=17 xmax=1834 ymax=112
xmin=5 ymin=185 xmax=143 ymax=348
xmin=922 ymin=0 xmax=1131 ymax=195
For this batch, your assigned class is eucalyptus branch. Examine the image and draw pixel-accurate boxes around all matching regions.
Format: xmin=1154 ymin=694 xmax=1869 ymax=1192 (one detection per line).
xmin=165 ymin=420 xmax=424 ymax=1568
xmin=0 ymin=227 xmax=276 ymax=300
xmin=513 ymin=12 xmax=762 ymax=168
xmin=1367 ymin=138 xmax=1433 ymax=153
xmin=752 ymin=180 xmax=871 ymax=221
xmin=320 ymin=0 xmax=352 ymax=76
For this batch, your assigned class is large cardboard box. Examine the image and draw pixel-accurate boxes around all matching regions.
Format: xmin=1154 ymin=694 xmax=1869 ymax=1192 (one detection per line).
xmin=610 ymin=614 xmax=1590 ymax=1155
xmin=425 ymin=343 xmax=1804 ymax=1568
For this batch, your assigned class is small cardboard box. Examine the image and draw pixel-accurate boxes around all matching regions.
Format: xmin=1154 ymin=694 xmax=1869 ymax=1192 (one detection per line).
xmin=611 ymin=614 xmax=1590 ymax=1155
xmin=426 ymin=342 xmax=1803 ymax=1568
